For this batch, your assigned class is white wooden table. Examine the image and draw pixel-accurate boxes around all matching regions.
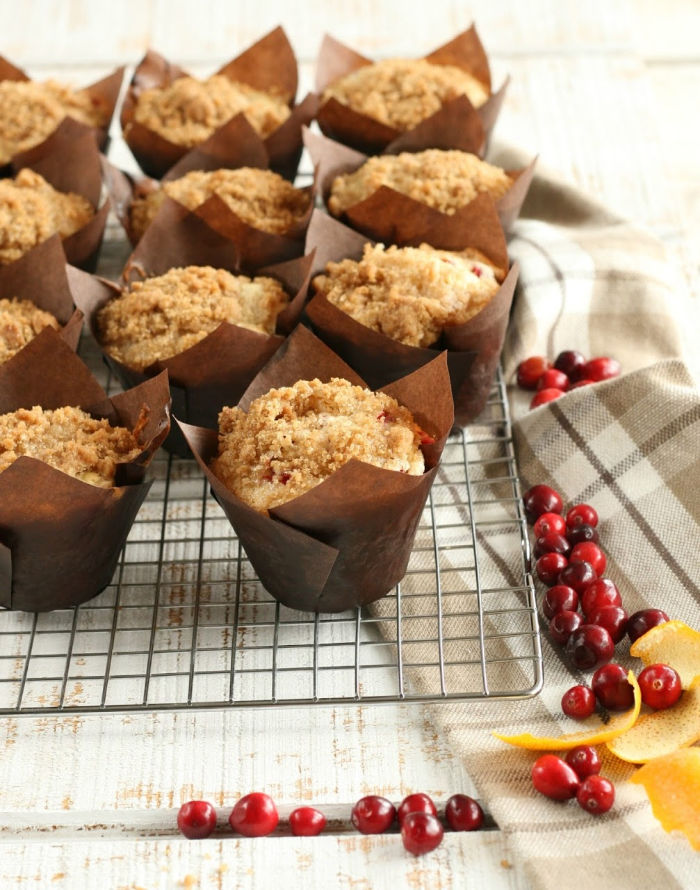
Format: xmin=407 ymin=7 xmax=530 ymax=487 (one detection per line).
xmin=1 ymin=2 xmax=698 ymax=887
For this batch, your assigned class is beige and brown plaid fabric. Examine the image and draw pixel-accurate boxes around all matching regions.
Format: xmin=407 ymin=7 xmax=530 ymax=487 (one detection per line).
xmin=419 ymin=152 xmax=700 ymax=888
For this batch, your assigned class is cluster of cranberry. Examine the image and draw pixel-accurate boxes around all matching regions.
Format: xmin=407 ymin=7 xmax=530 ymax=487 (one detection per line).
xmin=177 ymin=791 xmax=484 ymax=856
xmin=531 ymin=750 xmax=614 ymax=814
xmin=517 ymin=350 xmax=621 ymax=409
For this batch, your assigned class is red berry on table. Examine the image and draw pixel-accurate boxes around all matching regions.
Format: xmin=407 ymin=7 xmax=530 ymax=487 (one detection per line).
xmin=569 ymin=379 xmax=595 ymax=389
xmin=581 ymin=357 xmax=621 ymax=383
xmin=566 ymin=523 xmax=600 ymax=546
xmin=536 ymin=552 xmax=569 ymax=586
xmin=530 ymin=387 xmax=566 ymax=409
xmin=397 ymin=793 xmax=437 ymax=825
xmin=559 ymin=560 xmax=597 ymax=593
xmin=581 ymin=579 xmax=622 ymax=617
xmin=561 ymin=684 xmax=596 ymax=719
xmin=401 ymin=812 xmax=444 ymax=856
xmin=627 ymin=609 xmax=670 ymax=643
xmin=523 ymin=484 xmax=564 ymax=522
xmin=638 ymin=664 xmax=683 ymax=710
xmin=229 ymin=792 xmax=279 ymax=837
xmin=550 ymin=610 xmax=584 ymax=645
xmin=566 ymin=624 xmax=615 ymax=671
xmin=592 ymin=663 xmax=635 ymax=711
xmin=565 ymin=746 xmax=601 ymax=780
xmin=543 ymin=584 xmax=579 ymax=619
xmin=587 ymin=605 xmax=628 ymax=643
xmin=570 ymin=542 xmax=606 ymax=577
xmin=534 ymin=532 xmax=571 ymax=559
xmin=531 ymin=754 xmax=581 ymax=801
xmin=351 ymin=796 xmax=396 ymax=834
xmin=554 ymin=350 xmax=586 ymax=379
xmin=566 ymin=504 xmax=599 ymax=529
xmin=177 ymin=800 xmax=217 ymax=840
xmin=445 ymin=794 xmax=484 ymax=831
xmin=577 ymin=775 xmax=615 ymax=815
xmin=517 ymin=356 xmax=551 ymax=389
xmin=533 ymin=512 xmax=567 ymax=538
xmin=289 ymin=806 xmax=327 ymax=836
xmin=537 ymin=369 xmax=569 ymax=392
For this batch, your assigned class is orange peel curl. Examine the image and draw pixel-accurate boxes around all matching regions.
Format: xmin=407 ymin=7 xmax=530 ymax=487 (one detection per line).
xmin=630 ymin=748 xmax=700 ymax=850
xmin=630 ymin=620 xmax=700 ymax=689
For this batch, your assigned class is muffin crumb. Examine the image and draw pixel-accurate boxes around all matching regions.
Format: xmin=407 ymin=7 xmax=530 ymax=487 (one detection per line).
xmin=0 ymin=297 xmax=60 ymax=363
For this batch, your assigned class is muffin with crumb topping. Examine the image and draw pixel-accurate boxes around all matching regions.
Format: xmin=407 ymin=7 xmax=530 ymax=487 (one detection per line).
xmin=0 ymin=297 xmax=60 ymax=363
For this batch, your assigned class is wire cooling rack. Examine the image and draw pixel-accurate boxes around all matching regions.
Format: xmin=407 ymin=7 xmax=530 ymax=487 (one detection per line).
xmin=0 ymin=334 xmax=541 ymax=715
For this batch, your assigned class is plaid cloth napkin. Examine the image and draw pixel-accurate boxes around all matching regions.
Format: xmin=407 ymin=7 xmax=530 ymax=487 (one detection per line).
xmin=423 ymin=150 xmax=699 ymax=888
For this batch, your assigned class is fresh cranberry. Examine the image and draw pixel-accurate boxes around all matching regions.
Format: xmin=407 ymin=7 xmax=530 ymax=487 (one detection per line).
xmin=543 ymin=585 xmax=579 ymax=619
xmin=531 ymin=755 xmax=580 ymax=801
xmin=537 ymin=369 xmax=569 ymax=392
xmin=570 ymin=379 xmax=595 ymax=389
xmin=550 ymin=610 xmax=584 ymax=645
xmin=530 ymin=388 xmax=565 ymax=409
xmin=561 ymin=684 xmax=596 ymax=719
xmin=533 ymin=512 xmax=567 ymax=538
xmin=229 ymin=793 xmax=279 ymax=837
xmin=581 ymin=357 xmax=621 ymax=382
xmin=289 ymin=806 xmax=326 ymax=836
xmin=401 ymin=812 xmax=444 ymax=856
xmin=397 ymin=793 xmax=437 ymax=825
xmin=627 ymin=609 xmax=670 ymax=643
xmin=554 ymin=350 xmax=586 ymax=380
xmin=638 ymin=664 xmax=682 ymax=710
xmin=592 ymin=663 xmax=635 ymax=710
xmin=581 ymin=579 xmax=622 ymax=616
xmin=177 ymin=800 xmax=217 ymax=840
xmin=577 ymin=775 xmax=615 ymax=815
xmin=559 ymin=560 xmax=597 ymax=593
xmin=587 ymin=605 xmax=628 ymax=643
xmin=565 ymin=746 xmax=601 ymax=780
xmin=566 ymin=523 xmax=600 ymax=546
xmin=566 ymin=624 xmax=615 ymax=670
xmin=517 ymin=356 xmax=551 ymax=389
xmin=351 ymin=796 xmax=396 ymax=834
xmin=523 ymin=485 xmax=564 ymax=522
xmin=445 ymin=795 xmax=484 ymax=831
xmin=570 ymin=542 xmax=606 ymax=577
xmin=536 ymin=553 xmax=569 ymax=586
xmin=534 ymin=533 xmax=571 ymax=559
xmin=566 ymin=504 xmax=599 ymax=529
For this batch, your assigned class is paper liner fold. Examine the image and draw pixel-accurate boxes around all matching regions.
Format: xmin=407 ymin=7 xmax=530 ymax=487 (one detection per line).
xmin=0 ymin=329 xmax=170 ymax=612
xmin=314 ymin=25 xmax=505 ymax=155
xmin=304 ymin=210 xmax=519 ymax=424
xmin=178 ymin=325 xmax=453 ymax=613
xmin=69 ymin=214 xmax=315 ymax=455
xmin=305 ymin=128 xmax=537 ymax=233
xmin=120 ymin=28 xmax=316 ymax=179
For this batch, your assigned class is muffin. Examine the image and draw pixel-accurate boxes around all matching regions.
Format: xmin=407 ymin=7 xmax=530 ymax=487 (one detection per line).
xmin=312 ymin=243 xmax=501 ymax=348
xmin=130 ymin=167 xmax=311 ymax=242
xmin=0 ymin=297 xmax=60 ymax=362
xmin=322 ymin=59 xmax=489 ymax=133
xmin=0 ymin=404 xmax=143 ymax=487
xmin=328 ymin=149 xmax=512 ymax=217
xmin=212 ymin=377 xmax=427 ymax=513
xmin=0 ymin=168 xmax=94 ymax=265
xmin=0 ymin=79 xmax=109 ymax=165
xmin=96 ymin=265 xmax=290 ymax=371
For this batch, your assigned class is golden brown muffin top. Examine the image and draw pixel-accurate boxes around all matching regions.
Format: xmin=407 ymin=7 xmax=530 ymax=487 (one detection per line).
xmin=0 ymin=297 xmax=60 ymax=363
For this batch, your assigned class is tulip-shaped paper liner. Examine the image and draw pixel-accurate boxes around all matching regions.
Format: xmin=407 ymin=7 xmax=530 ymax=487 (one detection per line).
xmin=3 ymin=118 xmax=111 ymax=271
xmin=0 ymin=235 xmax=83 ymax=357
xmin=0 ymin=56 xmax=124 ymax=174
xmin=103 ymin=117 xmax=315 ymax=265
xmin=315 ymin=25 xmax=507 ymax=155
xmin=0 ymin=328 xmax=170 ymax=612
xmin=120 ymin=27 xmax=318 ymax=180
xmin=304 ymin=127 xmax=537 ymax=232
xmin=68 ymin=209 xmax=315 ymax=456
xmin=303 ymin=208 xmax=519 ymax=425
xmin=177 ymin=325 xmax=453 ymax=613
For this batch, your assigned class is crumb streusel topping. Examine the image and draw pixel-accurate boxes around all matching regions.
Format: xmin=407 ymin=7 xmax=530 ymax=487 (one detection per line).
xmin=0 ymin=297 xmax=60 ymax=363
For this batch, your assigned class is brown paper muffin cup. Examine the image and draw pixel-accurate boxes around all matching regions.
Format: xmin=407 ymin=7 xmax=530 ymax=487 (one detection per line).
xmin=315 ymin=25 xmax=506 ymax=155
xmin=177 ymin=324 xmax=454 ymax=613
xmin=303 ymin=209 xmax=519 ymax=425
xmin=0 ymin=328 xmax=170 ymax=612
xmin=68 ymin=211 xmax=315 ymax=456
xmin=120 ymin=27 xmax=317 ymax=180
xmin=305 ymin=127 xmax=537 ymax=232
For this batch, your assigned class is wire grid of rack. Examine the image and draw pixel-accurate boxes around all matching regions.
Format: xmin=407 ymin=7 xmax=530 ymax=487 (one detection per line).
xmin=0 ymin=332 xmax=541 ymax=715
